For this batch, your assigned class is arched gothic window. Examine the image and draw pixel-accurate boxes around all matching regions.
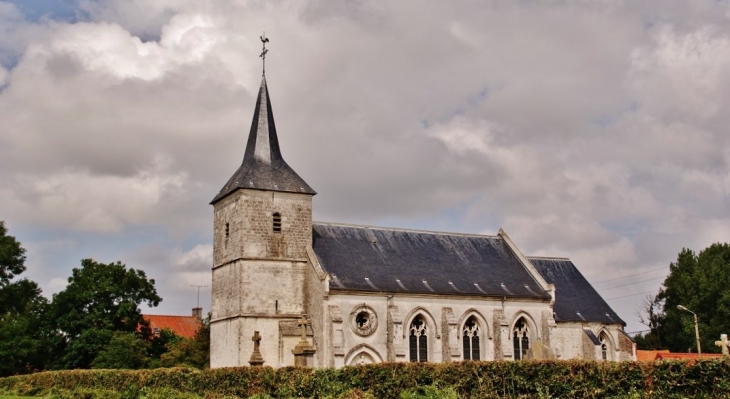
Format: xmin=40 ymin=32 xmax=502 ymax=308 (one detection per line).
xmin=462 ymin=316 xmax=480 ymax=360
xmin=513 ymin=318 xmax=530 ymax=360
xmin=272 ymin=212 xmax=282 ymax=233
xmin=599 ymin=332 xmax=610 ymax=361
xmin=409 ymin=316 xmax=428 ymax=362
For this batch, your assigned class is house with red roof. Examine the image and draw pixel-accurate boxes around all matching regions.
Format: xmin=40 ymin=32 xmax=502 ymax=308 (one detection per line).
xmin=654 ymin=352 xmax=722 ymax=361
xmin=143 ymin=307 xmax=202 ymax=339
xmin=636 ymin=349 xmax=722 ymax=361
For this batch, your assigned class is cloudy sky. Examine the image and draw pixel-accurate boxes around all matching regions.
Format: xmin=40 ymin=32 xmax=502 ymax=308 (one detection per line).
xmin=1 ymin=0 xmax=729 ymax=335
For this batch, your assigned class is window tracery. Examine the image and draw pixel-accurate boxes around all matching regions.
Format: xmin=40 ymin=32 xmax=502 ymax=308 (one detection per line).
xmin=409 ymin=316 xmax=428 ymax=362
xmin=513 ymin=318 xmax=530 ymax=360
xmin=462 ymin=316 xmax=480 ymax=360
xmin=600 ymin=332 xmax=610 ymax=360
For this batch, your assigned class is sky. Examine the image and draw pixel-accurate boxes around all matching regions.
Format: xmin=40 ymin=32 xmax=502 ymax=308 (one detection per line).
xmin=1 ymin=0 xmax=729 ymax=336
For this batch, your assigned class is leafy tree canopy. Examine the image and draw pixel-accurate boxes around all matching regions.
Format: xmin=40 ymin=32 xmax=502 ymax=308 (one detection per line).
xmin=159 ymin=314 xmax=210 ymax=369
xmin=92 ymin=331 xmax=150 ymax=369
xmin=642 ymin=243 xmax=730 ymax=353
xmin=0 ymin=221 xmax=51 ymax=376
xmin=51 ymin=258 xmax=162 ymax=368
xmin=0 ymin=221 xmax=26 ymax=286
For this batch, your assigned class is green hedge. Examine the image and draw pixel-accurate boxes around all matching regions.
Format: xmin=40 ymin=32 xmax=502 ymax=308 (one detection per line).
xmin=1 ymin=360 xmax=729 ymax=398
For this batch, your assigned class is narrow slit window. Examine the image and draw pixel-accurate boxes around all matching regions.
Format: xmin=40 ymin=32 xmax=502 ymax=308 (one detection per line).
xmin=225 ymin=223 xmax=230 ymax=238
xmin=273 ymin=212 xmax=282 ymax=233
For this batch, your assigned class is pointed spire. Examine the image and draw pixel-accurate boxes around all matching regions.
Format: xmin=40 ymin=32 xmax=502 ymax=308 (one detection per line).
xmin=244 ymin=76 xmax=279 ymax=165
xmin=211 ymin=76 xmax=315 ymax=204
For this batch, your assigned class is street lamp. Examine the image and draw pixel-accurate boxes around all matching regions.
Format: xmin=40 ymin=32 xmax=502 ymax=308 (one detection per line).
xmin=677 ymin=305 xmax=702 ymax=359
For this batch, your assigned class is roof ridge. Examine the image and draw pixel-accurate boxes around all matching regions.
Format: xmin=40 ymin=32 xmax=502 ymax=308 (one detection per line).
xmin=143 ymin=314 xmax=197 ymax=318
xmin=527 ymin=256 xmax=571 ymax=260
xmin=313 ymin=221 xmax=499 ymax=238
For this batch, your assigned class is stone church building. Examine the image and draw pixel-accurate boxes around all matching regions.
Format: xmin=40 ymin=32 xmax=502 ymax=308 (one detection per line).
xmin=209 ymin=74 xmax=635 ymax=368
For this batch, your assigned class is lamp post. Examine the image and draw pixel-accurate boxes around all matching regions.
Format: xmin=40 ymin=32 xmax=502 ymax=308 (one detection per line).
xmin=677 ymin=305 xmax=702 ymax=359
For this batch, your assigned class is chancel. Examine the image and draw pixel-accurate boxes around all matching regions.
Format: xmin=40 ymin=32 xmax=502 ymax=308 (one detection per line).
xmin=209 ymin=37 xmax=636 ymax=368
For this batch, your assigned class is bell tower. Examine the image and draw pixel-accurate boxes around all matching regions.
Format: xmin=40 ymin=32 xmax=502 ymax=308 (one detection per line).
xmin=210 ymin=38 xmax=316 ymax=368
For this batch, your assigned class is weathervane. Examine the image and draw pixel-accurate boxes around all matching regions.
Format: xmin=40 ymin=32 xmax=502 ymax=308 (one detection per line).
xmin=260 ymin=32 xmax=270 ymax=76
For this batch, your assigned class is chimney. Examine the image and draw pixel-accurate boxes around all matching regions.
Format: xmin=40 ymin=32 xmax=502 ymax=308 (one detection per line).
xmin=192 ymin=307 xmax=202 ymax=321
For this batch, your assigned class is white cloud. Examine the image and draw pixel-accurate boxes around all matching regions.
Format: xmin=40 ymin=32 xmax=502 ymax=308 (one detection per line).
xmin=2 ymin=0 xmax=730 ymax=332
xmin=175 ymin=244 xmax=212 ymax=270
xmin=629 ymin=25 xmax=730 ymax=119
xmin=0 ymin=156 xmax=187 ymax=232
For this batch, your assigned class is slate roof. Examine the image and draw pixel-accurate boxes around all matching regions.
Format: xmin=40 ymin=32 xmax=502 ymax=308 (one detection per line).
xmin=311 ymin=223 xmax=551 ymax=299
xmin=211 ymin=76 xmax=315 ymax=204
xmin=528 ymin=257 xmax=625 ymax=325
xmin=583 ymin=329 xmax=601 ymax=345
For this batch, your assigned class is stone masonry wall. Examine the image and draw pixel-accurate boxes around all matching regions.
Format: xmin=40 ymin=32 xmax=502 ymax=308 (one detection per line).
xmin=213 ymin=189 xmax=313 ymax=265
xmin=552 ymin=322 xmax=635 ymax=361
xmin=304 ymin=256 xmax=328 ymax=368
xmin=211 ymin=188 xmax=313 ymax=368
xmin=325 ymin=294 xmax=551 ymax=366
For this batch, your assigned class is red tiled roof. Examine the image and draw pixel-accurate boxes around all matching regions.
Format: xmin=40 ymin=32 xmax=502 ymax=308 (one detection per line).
xmin=143 ymin=314 xmax=201 ymax=339
xmin=636 ymin=350 xmax=670 ymax=361
xmin=636 ymin=349 xmax=723 ymax=361
xmin=655 ymin=352 xmax=722 ymax=360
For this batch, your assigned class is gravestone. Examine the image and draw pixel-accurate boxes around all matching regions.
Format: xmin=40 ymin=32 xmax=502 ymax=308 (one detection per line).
xmin=249 ymin=330 xmax=265 ymax=366
xmin=292 ymin=314 xmax=316 ymax=366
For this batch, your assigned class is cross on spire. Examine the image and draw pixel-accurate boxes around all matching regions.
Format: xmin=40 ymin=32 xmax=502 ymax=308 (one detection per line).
xmin=260 ymin=33 xmax=270 ymax=76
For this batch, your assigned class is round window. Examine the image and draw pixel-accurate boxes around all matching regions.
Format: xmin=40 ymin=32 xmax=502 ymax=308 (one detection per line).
xmin=350 ymin=305 xmax=378 ymax=336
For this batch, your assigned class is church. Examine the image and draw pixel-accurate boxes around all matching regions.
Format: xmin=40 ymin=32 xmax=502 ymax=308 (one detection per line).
xmin=209 ymin=57 xmax=635 ymax=368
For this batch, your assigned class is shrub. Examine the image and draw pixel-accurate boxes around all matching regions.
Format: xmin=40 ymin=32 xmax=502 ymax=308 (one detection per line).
xmin=1 ymin=359 xmax=729 ymax=399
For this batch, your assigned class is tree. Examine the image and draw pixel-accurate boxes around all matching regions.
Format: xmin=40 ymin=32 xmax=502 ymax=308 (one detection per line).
xmin=649 ymin=243 xmax=730 ymax=353
xmin=159 ymin=314 xmax=210 ymax=369
xmin=50 ymin=258 xmax=162 ymax=369
xmin=0 ymin=221 xmax=51 ymax=376
xmin=0 ymin=221 xmax=27 ymax=287
xmin=149 ymin=328 xmax=183 ymax=362
xmin=92 ymin=332 xmax=150 ymax=369
xmin=634 ymin=294 xmax=663 ymax=350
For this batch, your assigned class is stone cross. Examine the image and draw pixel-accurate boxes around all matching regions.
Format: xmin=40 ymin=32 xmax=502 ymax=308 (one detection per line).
xmin=252 ymin=331 xmax=262 ymax=352
xmin=292 ymin=314 xmax=316 ymax=367
xmin=715 ymin=334 xmax=730 ymax=357
xmin=298 ymin=313 xmax=310 ymax=343
xmin=249 ymin=330 xmax=265 ymax=366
